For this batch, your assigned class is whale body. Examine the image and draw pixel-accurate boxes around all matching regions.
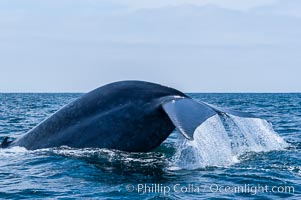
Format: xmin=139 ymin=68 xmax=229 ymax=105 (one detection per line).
xmin=3 ymin=81 xmax=255 ymax=152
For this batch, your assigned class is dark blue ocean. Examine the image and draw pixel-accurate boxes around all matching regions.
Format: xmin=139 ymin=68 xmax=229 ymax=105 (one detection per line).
xmin=0 ymin=93 xmax=300 ymax=199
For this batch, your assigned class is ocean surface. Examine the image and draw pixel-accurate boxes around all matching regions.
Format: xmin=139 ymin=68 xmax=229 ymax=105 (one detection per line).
xmin=0 ymin=93 xmax=300 ymax=199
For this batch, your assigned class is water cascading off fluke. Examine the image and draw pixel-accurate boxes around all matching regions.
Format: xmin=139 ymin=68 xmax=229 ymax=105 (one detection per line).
xmin=171 ymin=114 xmax=288 ymax=170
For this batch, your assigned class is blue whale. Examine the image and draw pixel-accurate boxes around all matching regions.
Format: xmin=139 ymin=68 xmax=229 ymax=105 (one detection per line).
xmin=2 ymin=81 xmax=255 ymax=151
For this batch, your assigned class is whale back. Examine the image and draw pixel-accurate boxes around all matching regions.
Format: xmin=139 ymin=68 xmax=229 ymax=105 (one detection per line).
xmin=11 ymin=81 xmax=186 ymax=151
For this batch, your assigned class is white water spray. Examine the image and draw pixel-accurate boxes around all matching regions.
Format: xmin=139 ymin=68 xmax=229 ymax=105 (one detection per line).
xmin=172 ymin=115 xmax=288 ymax=169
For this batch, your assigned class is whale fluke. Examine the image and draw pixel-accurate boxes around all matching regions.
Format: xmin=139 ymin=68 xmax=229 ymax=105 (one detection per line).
xmin=162 ymin=97 xmax=257 ymax=140
xmin=162 ymin=98 xmax=216 ymax=140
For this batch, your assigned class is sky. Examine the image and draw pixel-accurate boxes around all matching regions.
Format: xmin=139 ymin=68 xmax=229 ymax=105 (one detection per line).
xmin=0 ymin=0 xmax=300 ymax=92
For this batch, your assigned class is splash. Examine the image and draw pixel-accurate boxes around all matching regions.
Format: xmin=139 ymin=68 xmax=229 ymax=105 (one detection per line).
xmin=171 ymin=114 xmax=288 ymax=170
xmin=0 ymin=146 xmax=28 ymax=157
xmin=46 ymin=147 xmax=167 ymax=173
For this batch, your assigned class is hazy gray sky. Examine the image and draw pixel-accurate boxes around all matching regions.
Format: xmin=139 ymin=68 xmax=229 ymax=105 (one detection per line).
xmin=0 ymin=0 xmax=300 ymax=92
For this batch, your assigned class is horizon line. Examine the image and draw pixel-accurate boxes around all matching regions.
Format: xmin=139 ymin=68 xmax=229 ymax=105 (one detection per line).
xmin=0 ymin=91 xmax=300 ymax=94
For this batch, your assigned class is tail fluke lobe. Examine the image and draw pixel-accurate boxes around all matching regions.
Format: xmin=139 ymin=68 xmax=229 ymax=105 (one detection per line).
xmin=162 ymin=98 xmax=216 ymax=140
xmin=162 ymin=97 xmax=257 ymax=140
xmin=204 ymin=103 xmax=257 ymax=119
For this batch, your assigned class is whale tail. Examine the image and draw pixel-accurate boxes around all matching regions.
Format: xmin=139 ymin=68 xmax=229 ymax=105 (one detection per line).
xmin=162 ymin=97 xmax=257 ymax=140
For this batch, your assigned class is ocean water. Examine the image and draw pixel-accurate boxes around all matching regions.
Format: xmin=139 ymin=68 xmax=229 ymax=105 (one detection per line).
xmin=0 ymin=93 xmax=300 ymax=199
